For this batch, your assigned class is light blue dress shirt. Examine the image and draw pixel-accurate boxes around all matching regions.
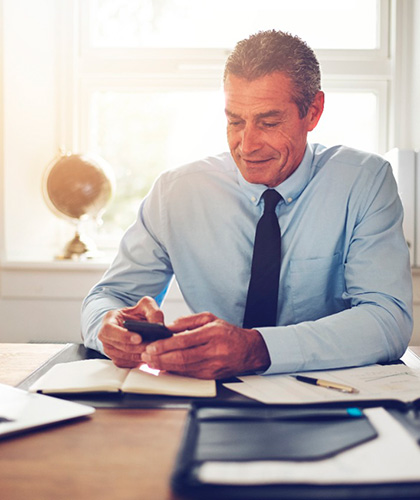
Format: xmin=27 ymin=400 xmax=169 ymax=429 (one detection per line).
xmin=81 ymin=143 xmax=413 ymax=375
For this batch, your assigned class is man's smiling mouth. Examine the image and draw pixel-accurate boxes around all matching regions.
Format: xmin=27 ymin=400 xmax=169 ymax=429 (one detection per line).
xmin=242 ymin=158 xmax=273 ymax=164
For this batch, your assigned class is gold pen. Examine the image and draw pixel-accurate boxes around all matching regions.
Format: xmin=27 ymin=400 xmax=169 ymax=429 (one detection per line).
xmin=295 ymin=375 xmax=360 ymax=394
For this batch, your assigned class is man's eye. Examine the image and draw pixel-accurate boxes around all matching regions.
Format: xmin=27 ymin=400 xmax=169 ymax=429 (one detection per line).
xmin=262 ymin=122 xmax=279 ymax=128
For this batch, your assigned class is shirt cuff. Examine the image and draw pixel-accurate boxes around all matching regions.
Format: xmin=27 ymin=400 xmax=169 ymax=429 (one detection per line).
xmin=257 ymin=326 xmax=304 ymax=375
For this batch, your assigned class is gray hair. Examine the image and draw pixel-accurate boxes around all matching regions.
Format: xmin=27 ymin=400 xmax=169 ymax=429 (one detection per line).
xmin=224 ymin=30 xmax=321 ymax=118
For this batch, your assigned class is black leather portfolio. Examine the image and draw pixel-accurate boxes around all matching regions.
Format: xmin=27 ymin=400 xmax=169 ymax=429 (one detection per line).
xmin=171 ymin=401 xmax=420 ymax=500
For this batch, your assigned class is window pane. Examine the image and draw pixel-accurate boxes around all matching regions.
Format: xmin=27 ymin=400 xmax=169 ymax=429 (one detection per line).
xmin=89 ymin=90 xmax=228 ymax=232
xmin=89 ymin=0 xmax=378 ymax=50
xmin=90 ymin=89 xmax=378 ymax=238
xmin=310 ymin=91 xmax=378 ymax=153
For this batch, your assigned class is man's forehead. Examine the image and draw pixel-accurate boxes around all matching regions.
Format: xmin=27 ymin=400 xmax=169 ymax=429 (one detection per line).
xmin=225 ymin=108 xmax=287 ymax=120
xmin=224 ymin=73 xmax=295 ymax=113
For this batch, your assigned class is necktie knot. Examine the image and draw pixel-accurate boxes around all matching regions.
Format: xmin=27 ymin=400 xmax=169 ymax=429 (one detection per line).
xmin=262 ymin=189 xmax=282 ymax=214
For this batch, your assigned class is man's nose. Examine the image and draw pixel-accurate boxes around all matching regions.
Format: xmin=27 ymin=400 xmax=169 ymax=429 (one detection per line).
xmin=240 ymin=125 xmax=263 ymax=155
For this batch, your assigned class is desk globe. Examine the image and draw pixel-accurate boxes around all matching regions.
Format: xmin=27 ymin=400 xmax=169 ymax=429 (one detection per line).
xmin=43 ymin=152 xmax=115 ymax=259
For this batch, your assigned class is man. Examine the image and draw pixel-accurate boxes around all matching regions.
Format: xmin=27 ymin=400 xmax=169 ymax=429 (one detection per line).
xmin=81 ymin=30 xmax=412 ymax=379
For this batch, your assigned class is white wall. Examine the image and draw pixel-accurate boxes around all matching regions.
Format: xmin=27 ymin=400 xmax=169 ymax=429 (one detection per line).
xmin=403 ymin=0 xmax=420 ymax=345
xmin=409 ymin=0 xmax=420 ymax=147
xmin=1 ymin=0 xmax=420 ymax=346
xmin=407 ymin=0 xmax=420 ymax=345
xmin=0 ymin=261 xmax=190 ymax=343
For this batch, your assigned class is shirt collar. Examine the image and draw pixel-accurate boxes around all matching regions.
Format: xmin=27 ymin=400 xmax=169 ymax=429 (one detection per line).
xmin=237 ymin=143 xmax=315 ymax=206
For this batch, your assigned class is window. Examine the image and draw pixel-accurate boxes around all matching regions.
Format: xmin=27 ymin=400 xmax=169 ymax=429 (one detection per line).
xmin=1 ymin=0 xmax=395 ymax=260
xmin=71 ymin=0 xmax=391 ymax=245
xmin=89 ymin=89 xmax=227 ymax=232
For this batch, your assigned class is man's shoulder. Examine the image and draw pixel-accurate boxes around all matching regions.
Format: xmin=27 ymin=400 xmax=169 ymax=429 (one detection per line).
xmin=159 ymin=152 xmax=237 ymax=184
xmin=312 ymin=144 xmax=388 ymax=172
xmin=144 ymin=152 xmax=240 ymax=221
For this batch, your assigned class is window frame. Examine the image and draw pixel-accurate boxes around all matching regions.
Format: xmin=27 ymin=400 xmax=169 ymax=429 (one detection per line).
xmin=72 ymin=0 xmax=392 ymax=155
xmin=0 ymin=0 xmax=405 ymax=263
xmin=65 ymin=0 xmax=393 ymax=250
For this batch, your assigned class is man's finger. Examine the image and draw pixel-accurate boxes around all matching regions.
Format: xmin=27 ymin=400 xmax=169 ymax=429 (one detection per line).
xmin=143 ymin=344 xmax=212 ymax=371
xmin=99 ymin=322 xmax=139 ymax=344
xmin=102 ymin=340 xmax=146 ymax=362
xmin=168 ymin=311 xmax=216 ymax=333
xmin=144 ymin=323 xmax=215 ymax=355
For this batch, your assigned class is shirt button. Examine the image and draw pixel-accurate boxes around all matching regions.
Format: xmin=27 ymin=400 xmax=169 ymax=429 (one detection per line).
xmin=251 ymin=196 xmax=256 ymax=202
xmin=287 ymin=197 xmax=293 ymax=203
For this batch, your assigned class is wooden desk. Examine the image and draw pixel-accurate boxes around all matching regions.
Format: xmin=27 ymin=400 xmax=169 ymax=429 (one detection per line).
xmin=2 ymin=344 xmax=420 ymax=500
xmin=0 ymin=344 xmax=186 ymax=500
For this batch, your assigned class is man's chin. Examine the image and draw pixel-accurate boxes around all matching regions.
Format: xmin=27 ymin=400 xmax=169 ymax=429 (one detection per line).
xmin=235 ymin=158 xmax=279 ymax=185
xmin=243 ymin=172 xmax=276 ymax=187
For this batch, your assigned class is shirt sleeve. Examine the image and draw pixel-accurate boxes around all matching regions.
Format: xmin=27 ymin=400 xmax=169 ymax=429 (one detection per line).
xmin=81 ymin=182 xmax=174 ymax=353
xmin=259 ymin=161 xmax=413 ymax=375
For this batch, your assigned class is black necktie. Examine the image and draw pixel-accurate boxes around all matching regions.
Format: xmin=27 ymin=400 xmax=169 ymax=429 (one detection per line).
xmin=243 ymin=189 xmax=282 ymax=329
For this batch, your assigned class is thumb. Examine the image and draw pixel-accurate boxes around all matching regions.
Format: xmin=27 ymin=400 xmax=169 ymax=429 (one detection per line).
xmin=123 ymin=296 xmax=165 ymax=324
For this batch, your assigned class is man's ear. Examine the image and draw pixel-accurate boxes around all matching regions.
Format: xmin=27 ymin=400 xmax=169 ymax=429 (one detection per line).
xmin=307 ymin=91 xmax=325 ymax=132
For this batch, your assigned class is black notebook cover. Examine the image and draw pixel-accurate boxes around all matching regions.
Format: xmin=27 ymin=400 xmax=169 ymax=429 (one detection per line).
xmin=171 ymin=401 xmax=420 ymax=500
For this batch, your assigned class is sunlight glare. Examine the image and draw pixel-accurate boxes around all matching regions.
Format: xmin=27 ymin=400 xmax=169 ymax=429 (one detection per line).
xmin=139 ymin=364 xmax=161 ymax=377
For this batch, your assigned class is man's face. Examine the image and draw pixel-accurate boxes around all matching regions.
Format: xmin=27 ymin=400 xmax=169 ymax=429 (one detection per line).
xmin=224 ymin=72 xmax=324 ymax=187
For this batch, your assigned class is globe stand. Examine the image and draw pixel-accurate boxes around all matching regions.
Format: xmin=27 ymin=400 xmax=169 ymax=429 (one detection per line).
xmin=56 ymin=230 xmax=97 ymax=260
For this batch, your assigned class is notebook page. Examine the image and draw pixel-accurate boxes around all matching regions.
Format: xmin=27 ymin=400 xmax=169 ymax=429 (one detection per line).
xmin=29 ymin=359 xmax=129 ymax=393
xmin=122 ymin=365 xmax=216 ymax=397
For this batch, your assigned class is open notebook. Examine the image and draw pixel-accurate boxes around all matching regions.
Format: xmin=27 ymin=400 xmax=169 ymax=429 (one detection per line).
xmin=0 ymin=383 xmax=94 ymax=439
xmin=29 ymin=359 xmax=216 ymax=398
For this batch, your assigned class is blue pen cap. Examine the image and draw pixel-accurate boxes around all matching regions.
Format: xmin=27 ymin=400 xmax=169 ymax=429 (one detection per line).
xmin=346 ymin=408 xmax=363 ymax=417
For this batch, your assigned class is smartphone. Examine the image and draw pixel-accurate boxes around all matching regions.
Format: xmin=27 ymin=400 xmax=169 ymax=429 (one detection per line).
xmin=123 ymin=320 xmax=173 ymax=341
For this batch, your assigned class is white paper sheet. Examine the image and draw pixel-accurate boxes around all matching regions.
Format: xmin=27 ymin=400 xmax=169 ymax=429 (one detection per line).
xmin=224 ymin=364 xmax=420 ymax=405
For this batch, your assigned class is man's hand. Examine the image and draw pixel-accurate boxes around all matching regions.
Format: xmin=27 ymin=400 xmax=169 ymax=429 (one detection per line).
xmin=98 ymin=296 xmax=164 ymax=368
xmin=141 ymin=312 xmax=271 ymax=379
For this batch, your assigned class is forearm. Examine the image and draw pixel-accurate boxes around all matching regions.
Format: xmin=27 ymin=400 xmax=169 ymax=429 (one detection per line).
xmin=81 ymin=291 xmax=130 ymax=353
xmin=81 ymin=192 xmax=174 ymax=353
xmin=259 ymin=298 xmax=412 ymax=375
